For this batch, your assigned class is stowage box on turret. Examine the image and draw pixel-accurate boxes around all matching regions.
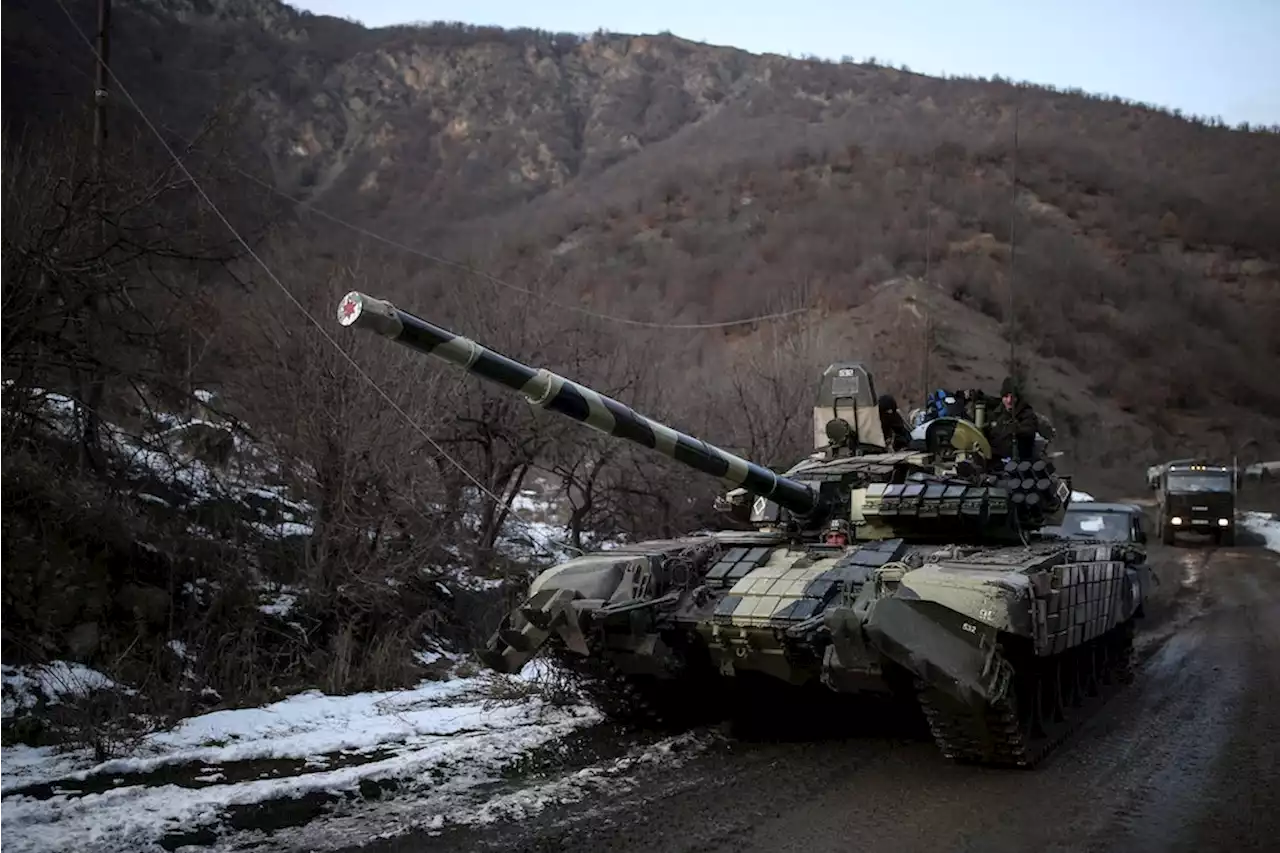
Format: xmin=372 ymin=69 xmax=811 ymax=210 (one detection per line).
xmin=337 ymin=291 xmax=1149 ymax=768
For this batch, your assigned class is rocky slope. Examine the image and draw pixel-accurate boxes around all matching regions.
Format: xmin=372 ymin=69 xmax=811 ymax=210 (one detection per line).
xmin=5 ymin=0 xmax=1280 ymax=479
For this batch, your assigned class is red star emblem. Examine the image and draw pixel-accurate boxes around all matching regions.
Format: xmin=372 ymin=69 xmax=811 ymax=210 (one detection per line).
xmin=341 ymin=296 xmax=358 ymax=318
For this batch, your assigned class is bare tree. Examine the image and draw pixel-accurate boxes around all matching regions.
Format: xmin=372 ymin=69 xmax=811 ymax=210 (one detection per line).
xmin=2 ymin=109 xmax=257 ymax=467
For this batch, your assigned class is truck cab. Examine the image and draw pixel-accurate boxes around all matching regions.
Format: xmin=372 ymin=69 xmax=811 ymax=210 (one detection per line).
xmin=1152 ymin=461 xmax=1236 ymax=546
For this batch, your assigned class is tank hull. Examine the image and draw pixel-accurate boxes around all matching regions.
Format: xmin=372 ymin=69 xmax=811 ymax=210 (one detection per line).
xmin=482 ymin=532 xmax=1148 ymax=768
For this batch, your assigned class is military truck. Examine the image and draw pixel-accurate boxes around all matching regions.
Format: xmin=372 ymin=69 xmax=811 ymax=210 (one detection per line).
xmin=1151 ymin=461 xmax=1237 ymax=546
xmin=336 ymin=291 xmax=1150 ymax=768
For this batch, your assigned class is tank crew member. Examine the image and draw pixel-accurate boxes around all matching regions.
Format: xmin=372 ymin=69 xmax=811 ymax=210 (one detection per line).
xmin=878 ymin=393 xmax=914 ymax=450
xmin=987 ymin=376 xmax=1039 ymax=461
xmin=929 ymin=388 xmax=970 ymax=420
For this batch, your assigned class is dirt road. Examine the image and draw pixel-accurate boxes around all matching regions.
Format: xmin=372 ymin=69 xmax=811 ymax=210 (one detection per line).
xmin=351 ymin=537 xmax=1280 ymax=853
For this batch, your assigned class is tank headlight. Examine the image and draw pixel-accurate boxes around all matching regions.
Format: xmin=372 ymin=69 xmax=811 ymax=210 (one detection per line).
xmin=1170 ymin=516 xmax=1183 ymax=525
xmin=1218 ymin=517 xmax=1230 ymax=527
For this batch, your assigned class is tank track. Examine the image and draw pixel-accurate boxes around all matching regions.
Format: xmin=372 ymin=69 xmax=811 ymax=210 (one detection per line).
xmin=550 ymin=638 xmax=720 ymax=731
xmin=916 ymin=620 xmax=1136 ymax=768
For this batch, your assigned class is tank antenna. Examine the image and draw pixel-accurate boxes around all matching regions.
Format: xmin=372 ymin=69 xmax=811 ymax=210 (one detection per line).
xmin=921 ymin=151 xmax=935 ymax=402
xmin=1006 ymin=94 xmax=1021 ymax=378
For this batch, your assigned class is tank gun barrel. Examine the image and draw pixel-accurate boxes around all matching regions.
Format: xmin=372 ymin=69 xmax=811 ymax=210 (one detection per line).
xmin=335 ymin=291 xmax=821 ymax=518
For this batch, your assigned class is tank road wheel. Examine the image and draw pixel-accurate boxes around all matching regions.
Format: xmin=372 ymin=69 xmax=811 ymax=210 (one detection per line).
xmin=1015 ymin=669 xmax=1048 ymax=740
xmin=1095 ymin=635 xmax=1113 ymax=685
xmin=1079 ymin=644 xmax=1103 ymax=698
xmin=1063 ymin=649 xmax=1088 ymax=709
xmin=1017 ymin=659 xmax=1067 ymax=740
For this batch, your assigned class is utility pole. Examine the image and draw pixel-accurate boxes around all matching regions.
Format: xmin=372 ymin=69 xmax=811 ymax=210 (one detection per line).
xmin=80 ymin=0 xmax=112 ymax=472
xmin=92 ymin=0 xmax=111 ymax=175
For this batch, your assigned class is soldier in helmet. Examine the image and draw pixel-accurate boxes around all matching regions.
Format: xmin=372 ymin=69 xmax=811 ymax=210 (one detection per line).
xmin=877 ymin=393 xmax=913 ymax=451
xmin=986 ymin=376 xmax=1039 ymax=461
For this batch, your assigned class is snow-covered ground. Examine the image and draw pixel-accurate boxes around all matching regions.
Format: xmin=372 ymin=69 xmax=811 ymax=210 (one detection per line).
xmin=3 ymin=384 xmax=315 ymax=544
xmin=1242 ymin=511 xmax=1280 ymax=553
xmin=0 ymin=660 xmax=637 ymax=853
xmin=0 ymin=386 xmax=694 ymax=853
xmin=1 ymin=663 xmax=123 ymax=720
xmin=0 ymin=658 xmax=712 ymax=853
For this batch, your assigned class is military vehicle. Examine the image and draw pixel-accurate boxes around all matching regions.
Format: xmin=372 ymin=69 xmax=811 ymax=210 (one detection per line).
xmin=337 ymin=291 xmax=1149 ymax=768
xmin=1048 ymin=501 xmax=1149 ymax=548
xmin=1043 ymin=501 xmax=1151 ymax=605
xmin=1150 ymin=460 xmax=1236 ymax=546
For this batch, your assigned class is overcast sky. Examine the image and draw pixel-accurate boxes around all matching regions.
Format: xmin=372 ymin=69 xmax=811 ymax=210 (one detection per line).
xmin=287 ymin=0 xmax=1279 ymax=128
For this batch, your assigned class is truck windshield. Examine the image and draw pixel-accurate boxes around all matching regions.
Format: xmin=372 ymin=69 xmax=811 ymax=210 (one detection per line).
xmin=1060 ymin=511 xmax=1131 ymax=541
xmin=1167 ymin=472 xmax=1232 ymax=493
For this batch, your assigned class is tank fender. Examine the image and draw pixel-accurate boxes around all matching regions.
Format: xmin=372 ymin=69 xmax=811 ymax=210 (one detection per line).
xmin=527 ymin=554 xmax=645 ymax=599
xmin=895 ymin=567 xmax=1037 ymax=635
xmin=859 ymin=568 xmax=1034 ymax=707
xmin=862 ymin=597 xmax=1014 ymax=708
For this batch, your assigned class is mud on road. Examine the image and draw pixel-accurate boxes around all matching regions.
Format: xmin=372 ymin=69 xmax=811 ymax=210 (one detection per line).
xmin=350 ymin=537 xmax=1280 ymax=853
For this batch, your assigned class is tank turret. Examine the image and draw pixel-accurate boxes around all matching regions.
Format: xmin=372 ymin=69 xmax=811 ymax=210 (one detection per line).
xmin=337 ymin=292 xmax=1070 ymax=545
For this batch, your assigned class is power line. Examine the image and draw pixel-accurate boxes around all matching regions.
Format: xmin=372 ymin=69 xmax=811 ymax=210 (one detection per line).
xmin=44 ymin=22 xmax=813 ymax=338
xmin=152 ymin=129 xmax=811 ymax=332
xmin=51 ymin=0 xmax=583 ymax=559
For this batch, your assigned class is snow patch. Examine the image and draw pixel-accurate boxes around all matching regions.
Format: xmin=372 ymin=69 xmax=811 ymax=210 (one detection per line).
xmin=1241 ymin=511 xmax=1280 ymax=553
xmin=257 ymin=587 xmax=299 ymax=618
xmin=2 ymin=663 xmax=119 ymax=719
xmin=277 ymin=729 xmax=715 ymax=852
xmin=1071 ymin=490 xmax=1095 ymax=502
xmin=1 ymin=667 xmax=602 ymax=853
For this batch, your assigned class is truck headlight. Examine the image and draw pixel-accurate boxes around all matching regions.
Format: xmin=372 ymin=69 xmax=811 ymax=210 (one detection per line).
xmin=1218 ymin=517 xmax=1230 ymax=527
xmin=1170 ymin=516 xmax=1183 ymax=526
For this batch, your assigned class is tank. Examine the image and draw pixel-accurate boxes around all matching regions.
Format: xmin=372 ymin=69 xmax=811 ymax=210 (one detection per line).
xmin=336 ymin=291 xmax=1150 ymax=768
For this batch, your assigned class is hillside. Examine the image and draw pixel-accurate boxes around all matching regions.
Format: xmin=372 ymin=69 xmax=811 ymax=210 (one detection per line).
xmin=3 ymin=0 xmax=1280 ymax=740
xmin=7 ymin=0 xmax=1279 ymax=466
